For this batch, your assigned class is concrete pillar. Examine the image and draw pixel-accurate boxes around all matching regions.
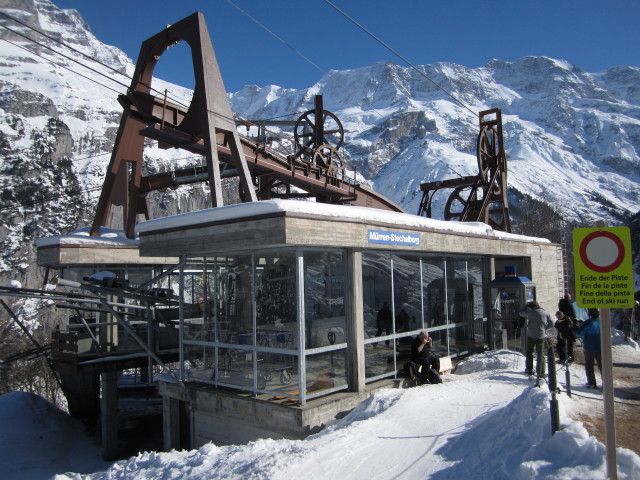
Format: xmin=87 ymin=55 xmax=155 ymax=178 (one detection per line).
xmin=164 ymin=396 xmax=177 ymax=451
xmin=346 ymin=248 xmax=365 ymax=393
xmin=100 ymin=371 xmax=118 ymax=460
xmin=99 ymin=295 xmax=118 ymax=352
xmin=163 ymin=393 xmax=192 ymax=451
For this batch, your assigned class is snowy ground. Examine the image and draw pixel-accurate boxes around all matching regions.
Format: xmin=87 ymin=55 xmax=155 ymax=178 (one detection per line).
xmin=2 ymin=342 xmax=640 ymax=480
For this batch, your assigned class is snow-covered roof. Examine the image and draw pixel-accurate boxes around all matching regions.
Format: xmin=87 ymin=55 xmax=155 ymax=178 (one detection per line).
xmin=135 ymin=199 xmax=551 ymax=244
xmin=33 ymin=201 xmax=551 ymax=250
xmin=35 ymin=227 xmax=139 ymax=248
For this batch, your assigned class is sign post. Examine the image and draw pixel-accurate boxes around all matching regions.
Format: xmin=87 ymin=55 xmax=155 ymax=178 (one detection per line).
xmin=573 ymin=224 xmax=634 ymax=480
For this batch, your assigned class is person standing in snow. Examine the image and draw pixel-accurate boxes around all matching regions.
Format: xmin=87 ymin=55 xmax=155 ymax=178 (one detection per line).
xmin=554 ymin=310 xmax=576 ymax=364
xmin=577 ymin=308 xmax=602 ymax=389
xmin=519 ymin=301 xmax=554 ymax=377
xmin=558 ymin=293 xmax=577 ymax=319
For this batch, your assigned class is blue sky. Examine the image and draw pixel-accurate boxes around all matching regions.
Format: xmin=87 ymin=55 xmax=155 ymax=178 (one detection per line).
xmin=54 ymin=0 xmax=640 ymax=93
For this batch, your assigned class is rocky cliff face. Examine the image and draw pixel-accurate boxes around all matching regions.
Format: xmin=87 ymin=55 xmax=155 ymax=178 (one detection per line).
xmin=0 ymin=0 xmax=638 ymax=315
xmin=0 ymin=0 xmax=203 ymax=328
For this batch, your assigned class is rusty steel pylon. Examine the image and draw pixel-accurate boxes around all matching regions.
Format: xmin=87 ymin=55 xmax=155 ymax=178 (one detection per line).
xmin=90 ymin=13 xmax=403 ymax=238
xmin=90 ymin=12 xmax=256 ymax=238
xmin=417 ymin=108 xmax=511 ymax=232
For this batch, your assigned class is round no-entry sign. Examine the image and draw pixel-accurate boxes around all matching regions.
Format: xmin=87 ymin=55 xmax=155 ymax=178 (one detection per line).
xmin=579 ymin=230 xmax=625 ymax=273
xmin=573 ymin=226 xmax=634 ymax=308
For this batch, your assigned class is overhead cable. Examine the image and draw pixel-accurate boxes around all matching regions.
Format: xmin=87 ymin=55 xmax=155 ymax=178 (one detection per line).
xmin=0 ymin=9 xmax=343 ymax=174
xmin=322 ymin=0 xmax=478 ymax=118
xmin=0 ymin=11 xmax=191 ymax=109
xmin=0 ymin=11 xmax=130 ymax=81
xmin=0 ymin=9 xmax=312 ymax=148
xmin=0 ymin=24 xmax=244 ymax=141
xmin=224 ymin=0 xmax=326 ymax=76
xmin=0 ymin=37 xmax=123 ymax=96
xmin=0 ymin=22 xmax=131 ymax=91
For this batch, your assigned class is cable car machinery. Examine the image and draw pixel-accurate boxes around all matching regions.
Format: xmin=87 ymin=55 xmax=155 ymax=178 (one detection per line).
xmin=89 ymin=12 xmax=400 ymax=240
xmin=417 ymin=108 xmax=511 ymax=232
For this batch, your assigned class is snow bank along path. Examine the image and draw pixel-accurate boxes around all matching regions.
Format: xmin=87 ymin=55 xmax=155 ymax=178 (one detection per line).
xmin=47 ymin=350 xmax=640 ymax=480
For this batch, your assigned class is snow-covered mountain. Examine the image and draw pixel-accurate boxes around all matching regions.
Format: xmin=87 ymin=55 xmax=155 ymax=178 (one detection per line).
xmin=0 ymin=0 xmax=638 ymax=301
xmin=230 ymin=59 xmax=640 ymax=223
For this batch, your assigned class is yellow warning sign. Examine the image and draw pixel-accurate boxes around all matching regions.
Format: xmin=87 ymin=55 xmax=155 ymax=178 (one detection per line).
xmin=573 ymin=226 xmax=634 ymax=308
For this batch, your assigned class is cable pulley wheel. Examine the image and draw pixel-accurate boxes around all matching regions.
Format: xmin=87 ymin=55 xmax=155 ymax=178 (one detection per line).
xmin=312 ymin=144 xmax=345 ymax=176
xmin=294 ymin=109 xmax=344 ymax=157
xmin=477 ymin=124 xmax=504 ymax=196
xmin=444 ymin=185 xmax=480 ymax=222
xmin=477 ymin=125 xmax=499 ymax=180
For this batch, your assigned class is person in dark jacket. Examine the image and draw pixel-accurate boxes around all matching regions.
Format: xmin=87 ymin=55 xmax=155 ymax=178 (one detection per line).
xmin=519 ymin=301 xmax=554 ymax=376
xmin=411 ymin=331 xmax=440 ymax=373
xmin=375 ymin=302 xmax=393 ymax=346
xmin=577 ymin=308 xmax=602 ymax=389
xmin=396 ymin=308 xmax=410 ymax=332
xmin=558 ymin=293 xmax=577 ymax=319
xmin=554 ymin=310 xmax=576 ymax=363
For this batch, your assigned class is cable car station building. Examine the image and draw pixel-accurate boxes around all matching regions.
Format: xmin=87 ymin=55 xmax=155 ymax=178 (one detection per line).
xmin=134 ymin=199 xmax=561 ymax=448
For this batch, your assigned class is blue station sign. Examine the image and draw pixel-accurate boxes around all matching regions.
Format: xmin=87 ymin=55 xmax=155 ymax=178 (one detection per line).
xmin=368 ymin=229 xmax=421 ymax=247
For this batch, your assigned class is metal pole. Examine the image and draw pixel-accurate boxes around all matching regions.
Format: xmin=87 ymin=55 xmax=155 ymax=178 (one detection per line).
xmin=593 ymin=219 xmax=618 ymax=480
xmin=296 ymin=249 xmax=306 ymax=405
xmin=99 ymin=299 xmax=182 ymax=386
xmin=601 ymin=307 xmax=618 ymax=480
xmin=72 ymin=308 xmax=102 ymax=353
xmin=179 ymin=256 xmax=185 ymax=381
xmin=146 ymin=304 xmax=154 ymax=384
xmin=1 ymin=299 xmax=43 ymax=351
xmin=0 ymin=299 xmax=63 ymax=390
xmin=547 ymin=345 xmax=560 ymax=435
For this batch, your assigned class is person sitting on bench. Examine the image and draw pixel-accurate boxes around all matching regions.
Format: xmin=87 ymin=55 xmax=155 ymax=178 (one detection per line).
xmin=410 ymin=331 xmax=441 ymax=383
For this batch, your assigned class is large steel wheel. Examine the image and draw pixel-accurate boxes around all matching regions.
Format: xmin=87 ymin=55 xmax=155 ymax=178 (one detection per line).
xmin=294 ymin=109 xmax=344 ymax=158
xmin=444 ymin=185 xmax=481 ymax=222
xmin=312 ymin=144 xmax=345 ymax=177
xmin=476 ymin=123 xmax=504 ymax=196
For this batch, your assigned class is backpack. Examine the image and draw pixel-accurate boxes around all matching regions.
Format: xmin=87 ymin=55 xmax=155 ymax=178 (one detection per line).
xmin=404 ymin=361 xmax=442 ymax=385
xmin=427 ymin=367 xmax=443 ymax=384
xmin=572 ymin=318 xmax=584 ymax=333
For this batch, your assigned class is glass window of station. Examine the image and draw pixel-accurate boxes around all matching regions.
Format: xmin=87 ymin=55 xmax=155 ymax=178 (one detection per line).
xmin=179 ymin=248 xmax=488 ymax=402
xmin=180 ymin=249 xmax=347 ymax=404
xmin=362 ymin=253 xmax=488 ymax=382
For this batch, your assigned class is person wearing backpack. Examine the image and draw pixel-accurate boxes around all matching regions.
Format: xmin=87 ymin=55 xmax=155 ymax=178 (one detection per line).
xmin=519 ymin=301 xmax=554 ymax=377
xmin=577 ymin=308 xmax=602 ymax=389
xmin=554 ymin=310 xmax=576 ymax=364
xmin=558 ymin=293 xmax=577 ymax=318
